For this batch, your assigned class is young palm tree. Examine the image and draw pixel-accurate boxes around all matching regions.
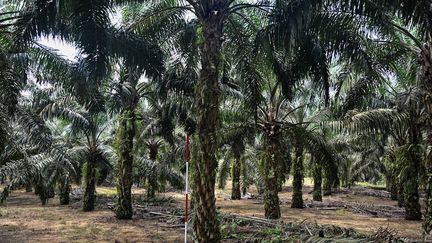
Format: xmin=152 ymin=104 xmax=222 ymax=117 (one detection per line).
xmin=42 ymin=99 xmax=115 ymax=211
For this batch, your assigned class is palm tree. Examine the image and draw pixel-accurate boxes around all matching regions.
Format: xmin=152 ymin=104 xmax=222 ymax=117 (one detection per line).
xmin=335 ymin=87 xmax=424 ymax=220
xmin=217 ymin=104 xmax=255 ymax=200
xmin=109 ymin=62 xmax=163 ymax=219
xmin=42 ymin=99 xmax=115 ymax=211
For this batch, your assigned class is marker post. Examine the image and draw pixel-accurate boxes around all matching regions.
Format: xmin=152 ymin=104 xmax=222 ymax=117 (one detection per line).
xmin=184 ymin=134 xmax=190 ymax=243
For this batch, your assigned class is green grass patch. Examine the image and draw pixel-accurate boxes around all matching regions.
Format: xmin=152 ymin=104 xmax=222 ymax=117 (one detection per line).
xmin=96 ymin=187 xmax=117 ymax=197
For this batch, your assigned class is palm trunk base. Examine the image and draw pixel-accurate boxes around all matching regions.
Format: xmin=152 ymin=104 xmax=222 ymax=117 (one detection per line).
xmin=313 ymin=163 xmax=322 ymax=202
xmin=147 ymin=179 xmax=157 ymax=199
xmin=116 ymin=197 xmax=133 ymax=219
xmin=231 ymin=183 xmax=241 ymax=200
xmin=83 ymin=161 xmax=96 ymax=212
xmin=424 ymin=174 xmax=432 ymax=234
xmin=193 ymin=182 xmax=221 ymax=242
xmin=59 ymin=180 xmax=70 ymax=205
xmin=291 ymin=192 xmax=304 ymax=208
xmin=231 ymin=159 xmax=241 ymax=200
xmin=264 ymin=188 xmax=281 ymax=219
xmin=404 ymin=188 xmax=421 ymax=220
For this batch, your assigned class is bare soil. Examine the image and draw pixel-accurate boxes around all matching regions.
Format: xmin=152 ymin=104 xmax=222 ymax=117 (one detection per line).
xmin=0 ymin=184 xmax=424 ymax=242
xmin=0 ymin=190 xmax=185 ymax=243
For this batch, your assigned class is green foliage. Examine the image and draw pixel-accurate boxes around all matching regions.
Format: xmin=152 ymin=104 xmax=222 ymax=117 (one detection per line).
xmin=220 ymin=222 xmax=239 ymax=239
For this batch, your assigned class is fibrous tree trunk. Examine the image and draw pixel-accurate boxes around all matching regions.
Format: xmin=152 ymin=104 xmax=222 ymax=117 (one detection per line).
xmin=389 ymin=166 xmax=399 ymax=201
xmin=35 ymin=183 xmax=48 ymax=206
xmin=241 ymin=158 xmax=249 ymax=196
xmin=263 ymin=121 xmax=282 ymax=219
xmin=421 ymin=41 xmax=432 ymax=233
xmin=147 ymin=145 xmax=158 ymax=199
xmin=83 ymin=158 xmax=96 ymax=211
xmin=115 ymin=109 xmax=136 ymax=219
xmin=231 ymin=157 xmax=241 ymax=200
xmin=312 ymin=159 xmax=322 ymax=202
xmin=291 ymin=145 xmax=304 ymax=208
xmin=397 ymin=180 xmax=405 ymax=207
xmin=323 ymin=169 xmax=332 ymax=196
xmin=59 ymin=177 xmax=70 ymax=205
xmin=231 ymin=141 xmax=243 ymax=200
xmin=404 ymin=123 xmax=422 ymax=220
xmin=191 ymin=1 xmax=227 ymax=241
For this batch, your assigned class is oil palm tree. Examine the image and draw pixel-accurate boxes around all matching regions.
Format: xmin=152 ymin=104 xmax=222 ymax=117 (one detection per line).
xmin=109 ymin=61 xmax=163 ymax=219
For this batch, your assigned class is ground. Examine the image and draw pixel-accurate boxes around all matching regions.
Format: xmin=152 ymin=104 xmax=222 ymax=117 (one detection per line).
xmin=0 ymin=181 xmax=424 ymax=242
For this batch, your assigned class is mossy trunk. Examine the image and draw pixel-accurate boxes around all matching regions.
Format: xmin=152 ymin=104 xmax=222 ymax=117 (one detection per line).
xmin=421 ymin=42 xmax=432 ymax=233
xmin=389 ymin=167 xmax=399 ymax=201
xmin=425 ymin=130 xmax=432 ymax=233
xmin=83 ymin=159 xmax=97 ymax=212
xmin=192 ymin=4 xmax=226 ymax=241
xmin=241 ymin=158 xmax=248 ymax=196
xmin=116 ymin=109 xmax=136 ymax=219
xmin=323 ymin=176 xmax=332 ymax=196
xmin=397 ymin=180 xmax=405 ymax=207
xmin=291 ymin=146 xmax=304 ymax=208
xmin=425 ymin=145 xmax=432 ymax=232
xmin=146 ymin=145 xmax=158 ymax=199
xmin=59 ymin=178 xmax=70 ymax=205
xmin=404 ymin=124 xmax=422 ymax=220
xmin=231 ymin=156 xmax=241 ymax=200
xmin=312 ymin=159 xmax=322 ymax=202
xmin=263 ymin=122 xmax=282 ymax=219
xmin=147 ymin=179 xmax=156 ymax=198
xmin=35 ymin=183 xmax=48 ymax=206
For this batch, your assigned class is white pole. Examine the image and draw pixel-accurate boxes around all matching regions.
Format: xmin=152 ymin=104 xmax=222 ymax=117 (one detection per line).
xmin=184 ymin=134 xmax=190 ymax=243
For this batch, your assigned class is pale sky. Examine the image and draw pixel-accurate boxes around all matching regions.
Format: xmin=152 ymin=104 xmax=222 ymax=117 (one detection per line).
xmin=37 ymin=36 xmax=79 ymax=62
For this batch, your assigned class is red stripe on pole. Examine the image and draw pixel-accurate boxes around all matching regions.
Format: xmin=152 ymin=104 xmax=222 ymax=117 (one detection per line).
xmin=185 ymin=193 xmax=189 ymax=222
xmin=186 ymin=134 xmax=189 ymax=161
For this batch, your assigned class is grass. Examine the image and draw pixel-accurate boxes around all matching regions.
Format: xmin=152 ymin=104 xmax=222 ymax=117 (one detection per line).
xmin=96 ymin=187 xmax=118 ymax=197
xmin=356 ymin=181 xmax=386 ymax=189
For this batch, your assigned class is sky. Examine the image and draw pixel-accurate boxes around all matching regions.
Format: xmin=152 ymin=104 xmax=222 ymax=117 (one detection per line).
xmin=36 ymin=6 xmax=124 ymax=62
xmin=38 ymin=36 xmax=79 ymax=62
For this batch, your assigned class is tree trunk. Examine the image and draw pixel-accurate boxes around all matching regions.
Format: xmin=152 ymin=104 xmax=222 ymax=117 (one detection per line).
xmin=83 ymin=159 xmax=96 ymax=212
xmin=403 ymin=166 xmax=421 ymax=220
xmin=192 ymin=4 xmax=226 ymax=241
xmin=323 ymin=171 xmax=332 ymax=196
xmin=397 ymin=180 xmax=405 ymax=207
xmin=35 ymin=183 xmax=48 ymax=206
xmin=312 ymin=159 xmax=322 ymax=202
xmin=231 ymin=157 xmax=241 ymax=200
xmin=146 ymin=145 xmax=159 ymax=199
xmin=241 ymin=158 xmax=248 ymax=196
xmin=291 ymin=146 xmax=304 ymax=208
xmin=425 ymin=137 xmax=432 ymax=232
xmin=263 ymin=122 xmax=282 ymax=219
xmin=25 ymin=182 xmax=32 ymax=192
xmin=389 ymin=167 xmax=398 ymax=201
xmin=116 ymin=109 xmax=136 ymax=219
xmin=421 ymin=42 xmax=432 ymax=233
xmin=59 ymin=178 xmax=70 ymax=205
xmin=404 ymin=124 xmax=422 ymax=220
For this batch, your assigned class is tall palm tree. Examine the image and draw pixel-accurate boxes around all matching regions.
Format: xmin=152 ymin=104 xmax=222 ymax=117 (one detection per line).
xmin=109 ymin=61 xmax=163 ymax=219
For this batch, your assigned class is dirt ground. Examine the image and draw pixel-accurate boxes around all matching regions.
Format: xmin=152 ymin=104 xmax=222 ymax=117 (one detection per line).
xmin=0 ymin=183 xmax=424 ymax=242
xmin=214 ymin=187 xmax=422 ymax=240
xmin=0 ymin=190 xmax=185 ymax=243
